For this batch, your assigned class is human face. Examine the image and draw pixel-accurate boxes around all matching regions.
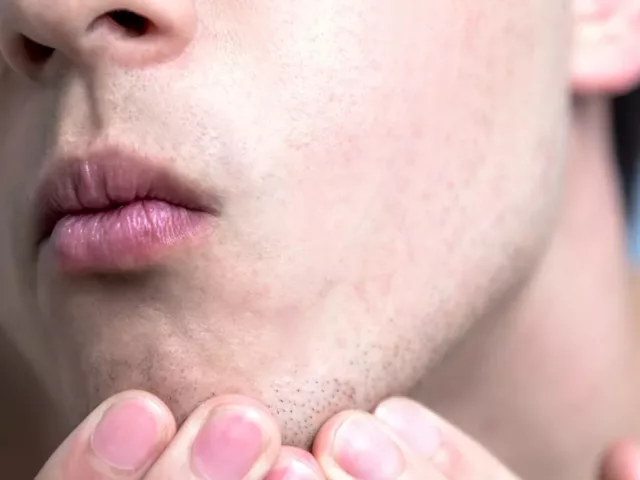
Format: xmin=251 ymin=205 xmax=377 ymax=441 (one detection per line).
xmin=0 ymin=0 xmax=570 ymax=446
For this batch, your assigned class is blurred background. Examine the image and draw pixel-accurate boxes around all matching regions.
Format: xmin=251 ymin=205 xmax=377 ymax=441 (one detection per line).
xmin=615 ymin=88 xmax=640 ymax=259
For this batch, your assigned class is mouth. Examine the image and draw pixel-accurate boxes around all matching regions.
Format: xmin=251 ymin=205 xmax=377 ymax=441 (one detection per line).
xmin=35 ymin=148 xmax=219 ymax=273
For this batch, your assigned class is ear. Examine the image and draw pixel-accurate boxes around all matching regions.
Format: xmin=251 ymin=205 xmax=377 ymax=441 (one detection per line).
xmin=571 ymin=0 xmax=640 ymax=95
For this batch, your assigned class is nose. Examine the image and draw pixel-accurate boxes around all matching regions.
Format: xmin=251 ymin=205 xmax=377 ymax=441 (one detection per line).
xmin=0 ymin=0 xmax=196 ymax=77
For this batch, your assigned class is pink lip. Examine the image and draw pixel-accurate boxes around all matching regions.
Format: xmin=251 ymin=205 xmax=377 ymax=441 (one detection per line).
xmin=35 ymin=148 xmax=218 ymax=272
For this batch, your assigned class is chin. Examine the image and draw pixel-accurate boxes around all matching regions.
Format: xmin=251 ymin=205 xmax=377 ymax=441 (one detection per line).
xmin=38 ymin=260 xmax=443 ymax=449
xmin=64 ymin=357 xmax=396 ymax=448
xmin=48 ymin=303 xmax=432 ymax=449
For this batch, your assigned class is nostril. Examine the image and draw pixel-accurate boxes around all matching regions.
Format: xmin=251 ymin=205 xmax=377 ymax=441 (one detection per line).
xmin=20 ymin=35 xmax=55 ymax=65
xmin=104 ymin=10 xmax=153 ymax=37
xmin=12 ymin=12 xmax=149 ymax=71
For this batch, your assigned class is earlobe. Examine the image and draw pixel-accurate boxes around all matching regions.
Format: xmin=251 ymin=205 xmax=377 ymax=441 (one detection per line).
xmin=571 ymin=0 xmax=640 ymax=95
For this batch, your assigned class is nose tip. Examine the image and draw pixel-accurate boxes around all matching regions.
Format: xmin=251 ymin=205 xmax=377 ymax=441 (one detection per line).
xmin=0 ymin=0 xmax=196 ymax=76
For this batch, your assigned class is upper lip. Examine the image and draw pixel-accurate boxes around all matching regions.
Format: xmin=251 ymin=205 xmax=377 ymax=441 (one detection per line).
xmin=33 ymin=146 xmax=219 ymax=244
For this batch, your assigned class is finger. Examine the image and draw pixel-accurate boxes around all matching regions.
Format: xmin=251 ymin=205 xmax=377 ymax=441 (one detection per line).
xmin=145 ymin=394 xmax=281 ymax=480
xmin=374 ymin=397 xmax=518 ymax=479
xmin=265 ymin=446 xmax=325 ymax=480
xmin=600 ymin=440 xmax=640 ymax=480
xmin=313 ymin=409 xmax=445 ymax=480
xmin=35 ymin=390 xmax=175 ymax=480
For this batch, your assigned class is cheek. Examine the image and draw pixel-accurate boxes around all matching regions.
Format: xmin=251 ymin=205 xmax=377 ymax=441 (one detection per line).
xmin=161 ymin=0 xmax=568 ymax=300
xmin=220 ymin=0 xmax=567 ymax=223
xmin=196 ymin=0 xmax=569 ymax=367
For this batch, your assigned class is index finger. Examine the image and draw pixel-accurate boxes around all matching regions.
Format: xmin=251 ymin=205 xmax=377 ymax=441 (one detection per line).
xmin=374 ymin=397 xmax=518 ymax=479
xmin=314 ymin=398 xmax=520 ymax=479
xmin=35 ymin=390 xmax=175 ymax=480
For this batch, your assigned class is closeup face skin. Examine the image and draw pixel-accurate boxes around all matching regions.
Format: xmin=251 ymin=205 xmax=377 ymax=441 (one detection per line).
xmin=0 ymin=0 xmax=569 ymax=446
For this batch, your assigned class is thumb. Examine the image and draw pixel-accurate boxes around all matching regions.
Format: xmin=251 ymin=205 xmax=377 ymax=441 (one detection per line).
xmin=35 ymin=390 xmax=175 ymax=480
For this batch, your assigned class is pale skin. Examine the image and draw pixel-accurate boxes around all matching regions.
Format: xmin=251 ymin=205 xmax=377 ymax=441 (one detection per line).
xmin=1 ymin=0 xmax=640 ymax=479
xmin=34 ymin=392 xmax=523 ymax=479
xmin=31 ymin=391 xmax=640 ymax=479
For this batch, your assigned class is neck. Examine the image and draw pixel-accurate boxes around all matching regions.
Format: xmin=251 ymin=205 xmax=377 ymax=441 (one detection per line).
xmin=413 ymin=97 xmax=639 ymax=480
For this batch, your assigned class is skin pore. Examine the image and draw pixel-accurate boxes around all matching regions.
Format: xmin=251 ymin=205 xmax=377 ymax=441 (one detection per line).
xmin=0 ymin=0 xmax=639 ymax=478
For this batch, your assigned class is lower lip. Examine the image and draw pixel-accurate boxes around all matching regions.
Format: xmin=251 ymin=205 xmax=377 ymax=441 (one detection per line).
xmin=47 ymin=200 xmax=211 ymax=272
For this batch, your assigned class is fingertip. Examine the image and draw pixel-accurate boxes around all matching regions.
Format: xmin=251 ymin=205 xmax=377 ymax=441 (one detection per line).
xmin=266 ymin=447 xmax=325 ymax=480
xmin=97 ymin=389 xmax=176 ymax=430
xmin=373 ymin=397 xmax=442 ymax=458
xmin=312 ymin=410 xmax=361 ymax=459
xmin=204 ymin=393 xmax=282 ymax=445
xmin=601 ymin=440 xmax=640 ymax=480
xmin=314 ymin=411 xmax=406 ymax=480
xmin=36 ymin=390 xmax=176 ymax=479
xmin=89 ymin=395 xmax=174 ymax=473
xmin=195 ymin=394 xmax=281 ymax=438
xmin=373 ymin=397 xmax=471 ymax=477
xmin=91 ymin=390 xmax=178 ymax=453
xmin=374 ymin=397 xmax=427 ymax=418
xmin=186 ymin=394 xmax=282 ymax=480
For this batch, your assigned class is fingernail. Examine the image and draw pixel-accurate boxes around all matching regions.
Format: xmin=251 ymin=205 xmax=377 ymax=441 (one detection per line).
xmin=375 ymin=400 xmax=441 ymax=457
xmin=332 ymin=414 xmax=404 ymax=480
xmin=90 ymin=398 xmax=162 ymax=471
xmin=191 ymin=407 xmax=266 ymax=480
xmin=265 ymin=459 xmax=318 ymax=480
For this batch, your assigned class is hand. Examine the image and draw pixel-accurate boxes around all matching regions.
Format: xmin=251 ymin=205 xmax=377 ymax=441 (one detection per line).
xmin=36 ymin=390 xmax=638 ymax=479
xmin=312 ymin=397 xmax=640 ymax=480
xmin=310 ymin=397 xmax=519 ymax=479
xmin=35 ymin=390 xmax=324 ymax=479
